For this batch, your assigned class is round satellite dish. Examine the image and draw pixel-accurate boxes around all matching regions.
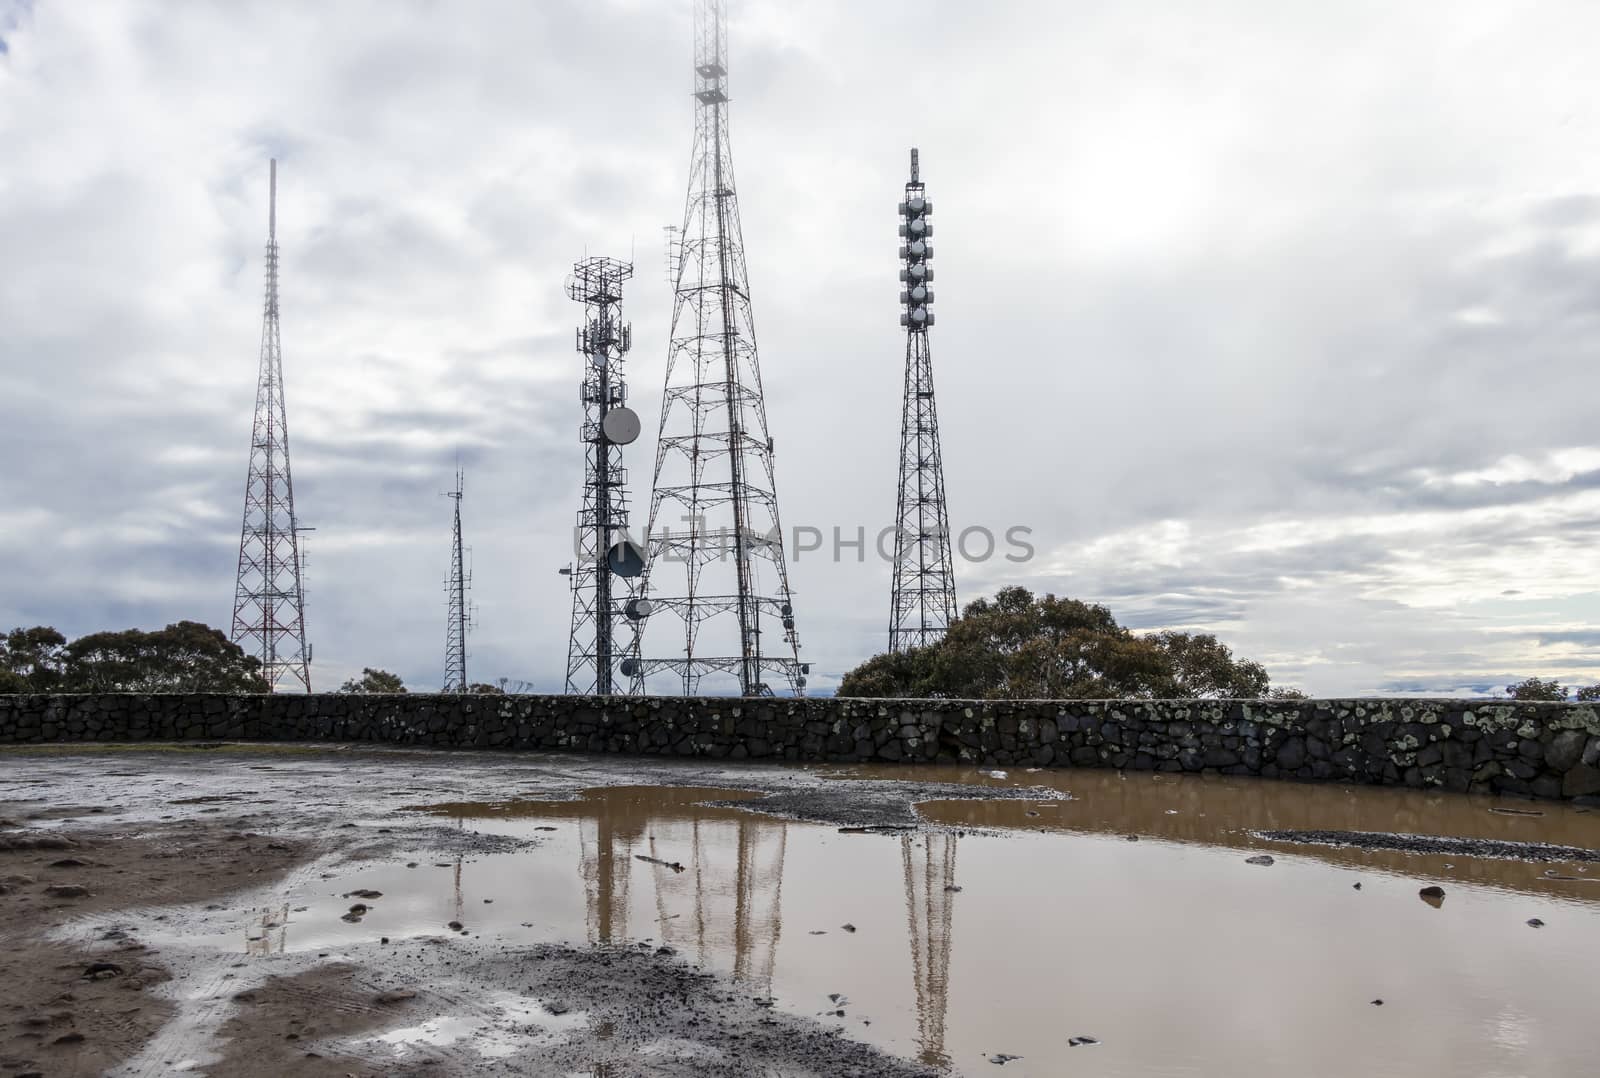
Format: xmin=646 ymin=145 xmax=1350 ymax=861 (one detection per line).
xmin=601 ymin=406 xmax=641 ymax=445
xmin=624 ymin=596 xmax=653 ymax=620
xmin=908 ymin=197 xmax=926 ymax=214
xmin=780 ymin=602 xmax=792 ymax=616
xmin=607 ymin=539 xmax=646 ymax=578
xmin=910 ymin=285 xmax=929 ymax=303
xmin=591 ymin=350 xmax=608 ymax=370
xmin=619 ymin=658 xmax=637 ymax=677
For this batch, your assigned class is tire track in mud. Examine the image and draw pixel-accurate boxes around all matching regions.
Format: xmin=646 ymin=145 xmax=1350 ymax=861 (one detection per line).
xmin=107 ymin=961 xmax=239 ymax=1078
xmin=24 ymin=829 xmax=340 ymax=1077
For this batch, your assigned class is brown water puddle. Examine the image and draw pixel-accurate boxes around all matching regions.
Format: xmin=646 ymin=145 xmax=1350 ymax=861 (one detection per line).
xmin=162 ymin=775 xmax=1600 ymax=1077
xmin=821 ymin=764 xmax=1600 ymax=902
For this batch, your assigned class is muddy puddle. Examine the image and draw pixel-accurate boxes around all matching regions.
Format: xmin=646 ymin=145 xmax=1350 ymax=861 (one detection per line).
xmin=146 ymin=771 xmax=1600 ymax=1077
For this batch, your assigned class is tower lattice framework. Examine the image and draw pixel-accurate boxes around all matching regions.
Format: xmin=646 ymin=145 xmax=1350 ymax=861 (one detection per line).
xmin=633 ymin=0 xmax=806 ymax=697
xmin=443 ymin=469 xmax=470 ymax=692
xmin=230 ymin=159 xmax=312 ymax=692
xmin=903 ymin=832 xmax=957 ymax=1069
xmin=566 ymin=257 xmax=643 ymax=695
xmin=889 ymin=148 xmax=957 ymax=653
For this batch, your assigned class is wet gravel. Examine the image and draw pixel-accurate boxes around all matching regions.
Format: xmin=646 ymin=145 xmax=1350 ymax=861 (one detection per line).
xmin=703 ymin=779 xmax=1062 ymax=829
xmin=1253 ymin=829 xmax=1600 ymax=863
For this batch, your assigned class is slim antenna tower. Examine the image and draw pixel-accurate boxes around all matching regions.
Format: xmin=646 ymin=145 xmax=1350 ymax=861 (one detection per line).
xmin=443 ymin=468 xmax=470 ymax=692
xmin=565 ymin=257 xmax=645 ymax=695
xmin=889 ymin=148 xmax=957 ymax=652
xmin=631 ymin=0 xmax=807 ymax=697
xmin=230 ymin=159 xmax=312 ymax=691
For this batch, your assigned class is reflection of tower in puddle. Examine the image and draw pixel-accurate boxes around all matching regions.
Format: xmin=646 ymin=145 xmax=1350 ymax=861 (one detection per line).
xmin=579 ymin=812 xmax=633 ymax=945
xmin=902 ymin=833 xmax=956 ymax=1069
xmin=453 ymin=816 xmax=465 ymax=926
xmin=245 ymin=903 xmax=290 ymax=956
xmin=575 ymin=794 xmax=786 ymax=992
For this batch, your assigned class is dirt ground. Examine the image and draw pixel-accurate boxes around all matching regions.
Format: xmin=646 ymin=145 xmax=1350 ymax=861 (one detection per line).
xmin=0 ymin=746 xmax=1020 ymax=1077
xmin=0 ymin=809 xmax=309 ymax=1077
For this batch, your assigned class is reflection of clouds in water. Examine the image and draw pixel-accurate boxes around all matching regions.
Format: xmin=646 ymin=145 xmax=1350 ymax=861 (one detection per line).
xmin=1489 ymin=1005 xmax=1533 ymax=1054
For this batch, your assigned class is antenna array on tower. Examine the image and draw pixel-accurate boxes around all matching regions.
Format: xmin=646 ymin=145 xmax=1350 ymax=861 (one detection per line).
xmin=565 ymin=257 xmax=646 ymax=695
xmin=230 ymin=159 xmax=313 ymax=692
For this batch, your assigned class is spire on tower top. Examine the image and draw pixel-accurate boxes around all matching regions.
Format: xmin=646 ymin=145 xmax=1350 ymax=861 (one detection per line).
xmin=269 ymin=158 xmax=277 ymax=241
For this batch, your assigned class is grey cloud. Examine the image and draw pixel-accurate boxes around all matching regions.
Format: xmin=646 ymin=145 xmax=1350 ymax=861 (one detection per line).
xmin=8 ymin=0 xmax=1600 ymax=696
xmin=1534 ymin=631 xmax=1600 ymax=648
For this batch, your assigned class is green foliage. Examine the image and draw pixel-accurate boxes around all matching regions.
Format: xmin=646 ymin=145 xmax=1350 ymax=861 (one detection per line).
xmin=1144 ymin=630 xmax=1271 ymax=698
xmin=1505 ymin=677 xmax=1568 ymax=701
xmin=1575 ymin=684 xmax=1600 ymax=702
xmin=1 ymin=622 xmax=265 ymax=693
xmin=61 ymin=621 xmax=268 ymax=692
xmin=839 ymin=587 xmax=1284 ymax=701
xmin=338 ymin=668 xmax=407 ymax=694
xmin=835 ymin=647 xmax=944 ymax=698
xmin=465 ymin=682 xmax=506 ymax=695
xmin=0 ymin=626 xmax=68 ymax=691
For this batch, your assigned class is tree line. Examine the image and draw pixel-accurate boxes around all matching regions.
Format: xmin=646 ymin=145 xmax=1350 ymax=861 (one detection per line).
xmin=0 ymin=623 xmax=440 ymax=695
xmin=7 ymin=599 xmax=1595 ymax=700
xmin=0 ymin=622 xmax=268 ymax=693
xmin=839 ymin=587 xmax=1305 ymax=699
xmin=1503 ymin=677 xmax=1600 ymax=702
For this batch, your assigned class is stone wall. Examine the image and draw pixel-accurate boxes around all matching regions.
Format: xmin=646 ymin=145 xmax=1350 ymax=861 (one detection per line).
xmin=2 ymin=694 xmax=1599 ymax=801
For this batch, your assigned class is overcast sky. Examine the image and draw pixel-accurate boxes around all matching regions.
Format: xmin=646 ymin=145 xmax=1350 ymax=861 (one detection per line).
xmin=4 ymin=0 xmax=1600 ymax=697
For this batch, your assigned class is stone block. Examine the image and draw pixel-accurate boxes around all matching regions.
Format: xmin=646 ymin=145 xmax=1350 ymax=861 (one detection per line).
xmin=1546 ymin=730 xmax=1587 ymax=772
xmin=1563 ymin=764 xmax=1600 ymax=798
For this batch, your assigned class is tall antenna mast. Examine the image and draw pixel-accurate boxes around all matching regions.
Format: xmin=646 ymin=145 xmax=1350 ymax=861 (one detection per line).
xmin=565 ymin=257 xmax=645 ymax=695
xmin=443 ymin=468 xmax=470 ymax=692
xmin=230 ymin=159 xmax=313 ymax=691
xmin=631 ymin=0 xmax=807 ymax=697
xmin=889 ymin=147 xmax=957 ymax=652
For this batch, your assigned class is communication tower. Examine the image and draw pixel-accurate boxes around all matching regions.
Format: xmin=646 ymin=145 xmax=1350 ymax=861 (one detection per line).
xmin=889 ymin=148 xmax=958 ymax=652
xmin=230 ymin=159 xmax=313 ymax=692
xmin=442 ymin=468 xmax=470 ymax=692
xmin=631 ymin=0 xmax=807 ymax=696
xmin=564 ymin=257 xmax=646 ymax=695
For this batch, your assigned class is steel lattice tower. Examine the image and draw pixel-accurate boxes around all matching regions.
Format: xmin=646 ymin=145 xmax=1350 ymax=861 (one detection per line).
xmin=632 ymin=0 xmax=806 ymax=697
xmin=889 ymin=149 xmax=957 ymax=652
xmin=230 ymin=159 xmax=312 ymax=692
xmin=443 ymin=469 xmax=470 ymax=692
xmin=565 ymin=257 xmax=644 ymax=695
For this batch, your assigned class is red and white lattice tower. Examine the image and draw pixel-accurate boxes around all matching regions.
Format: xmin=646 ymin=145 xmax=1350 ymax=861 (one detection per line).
xmin=229 ymin=159 xmax=312 ymax=692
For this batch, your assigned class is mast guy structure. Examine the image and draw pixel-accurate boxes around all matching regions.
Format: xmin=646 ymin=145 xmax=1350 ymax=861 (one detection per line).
xmin=889 ymin=148 xmax=957 ymax=652
xmin=633 ymin=0 xmax=807 ymax=696
xmin=230 ymin=159 xmax=313 ymax=692
xmin=443 ymin=468 xmax=470 ymax=692
xmin=565 ymin=257 xmax=645 ymax=695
